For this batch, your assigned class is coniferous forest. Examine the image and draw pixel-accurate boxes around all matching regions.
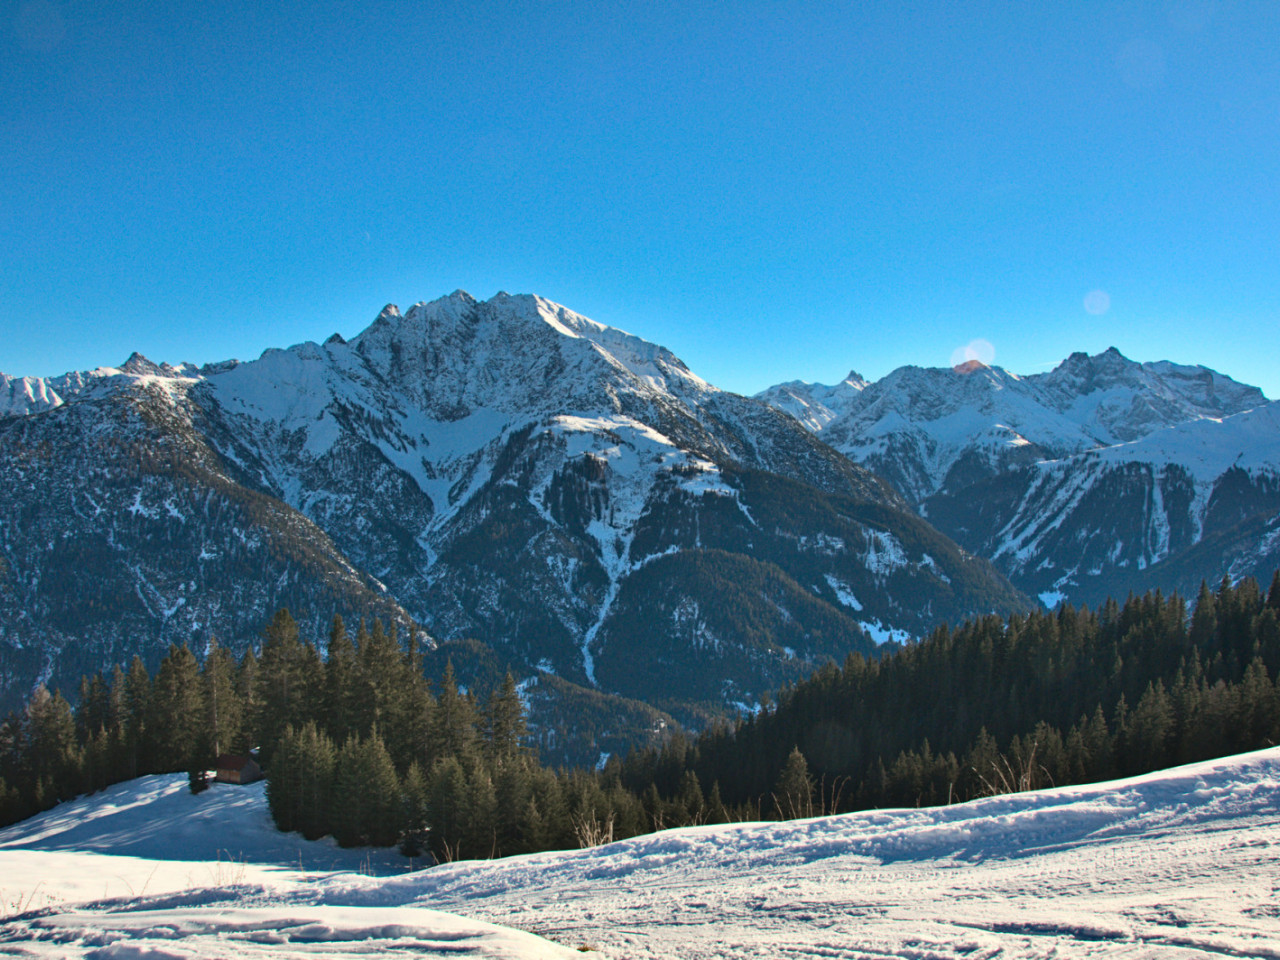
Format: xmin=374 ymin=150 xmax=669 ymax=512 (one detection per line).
xmin=2 ymin=572 xmax=1279 ymax=864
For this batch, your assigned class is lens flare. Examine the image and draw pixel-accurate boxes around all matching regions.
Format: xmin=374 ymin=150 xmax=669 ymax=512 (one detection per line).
xmin=1084 ymin=290 xmax=1111 ymax=315
xmin=950 ymin=339 xmax=995 ymax=370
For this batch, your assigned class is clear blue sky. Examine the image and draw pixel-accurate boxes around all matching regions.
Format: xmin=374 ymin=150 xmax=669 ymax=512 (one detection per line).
xmin=2 ymin=1 xmax=1277 ymax=397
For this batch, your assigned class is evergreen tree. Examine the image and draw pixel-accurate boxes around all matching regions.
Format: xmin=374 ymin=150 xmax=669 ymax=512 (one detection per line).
xmin=398 ymin=761 xmax=430 ymax=859
xmin=1267 ymin=570 xmax=1280 ymax=612
xmin=773 ymin=747 xmax=814 ymax=820
xmin=150 ymin=644 xmax=203 ymax=770
xmin=1189 ymin=581 xmax=1217 ymax=650
xmin=430 ymin=662 xmax=478 ymax=766
xmin=295 ymin=721 xmax=337 ymax=841
xmin=202 ymin=637 xmax=241 ymax=760
xmin=425 ymin=754 xmax=469 ymax=861
xmin=234 ymin=647 xmax=259 ymax=754
xmin=484 ymin=671 xmax=527 ymax=765
xmin=256 ymin=609 xmax=310 ymax=762
xmin=324 ymin=615 xmax=356 ymax=743
xmin=328 ymin=730 xmax=400 ymax=847
xmin=124 ymin=655 xmax=152 ymax=775
xmin=26 ymin=686 xmax=80 ymax=804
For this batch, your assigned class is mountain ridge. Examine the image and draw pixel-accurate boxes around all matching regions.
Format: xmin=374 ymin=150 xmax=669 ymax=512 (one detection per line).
xmin=758 ymin=348 xmax=1278 ymax=607
xmin=0 ymin=292 xmax=1028 ymax=748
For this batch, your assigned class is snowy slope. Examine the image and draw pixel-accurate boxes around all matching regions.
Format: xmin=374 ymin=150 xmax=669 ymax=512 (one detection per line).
xmin=4 ymin=750 xmax=1280 ymax=958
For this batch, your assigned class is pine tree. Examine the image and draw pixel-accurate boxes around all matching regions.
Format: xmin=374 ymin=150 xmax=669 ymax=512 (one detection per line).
xmin=773 ymin=747 xmax=814 ymax=820
xmin=267 ymin=724 xmax=301 ymax=833
xmin=1189 ymin=581 xmax=1217 ymax=650
xmin=430 ymin=662 xmax=478 ymax=766
xmin=463 ymin=762 xmax=499 ymax=857
xmin=398 ymin=761 xmax=430 ymax=859
xmin=202 ymin=637 xmax=241 ymax=761
xmin=295 ymin=721 xmax=337 ymax=841
xmin=484 ymin=671 xmax=527 ymax=766
xmin=426 ymin=754 xmax=469 ymax=861
xmin=76 ymin=673 xmax=110 ymax=744
xmin=257 ymin=609 xmax=309 ymax=761
xmin=234 ymin=647 xmax=259 ymax=754
xmin=150 ymin=644 xmax=203 ymax=770
xmin=124 ymin=655 xmax=152 ymax=775
xmin=26 ymin=686 xmax=80 ymax=804
xmin=1267 ymin=570 xmax=1280 ymax=612
xmin=328 ymin=730 xmax=400 ymax=847
xmin=324 ymin=615 xmax=356 ymax=743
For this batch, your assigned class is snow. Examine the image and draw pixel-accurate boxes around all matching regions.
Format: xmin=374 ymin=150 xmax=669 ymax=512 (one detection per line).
xmin=1091 ymin=399 xmax=1280 ymax=482
xmin=823 ymin=573 xmax=863 ymax=610
xmin=858 ymin=618 xmax=912 ymax=645
xmin=761 ymin=350 xmax=1270 ymax=503
xmin=862 ymin=528 xmax=908 ymax=576
xmin=126 ymin=491 xmax=158 ymax=520
xmin=5 ymin=750 xmax=1280 ymax=958
xmin=1039 ymin=590 xmax=1067 ymax=608
xmin=534 ymin=414 xmax=741 ymax=682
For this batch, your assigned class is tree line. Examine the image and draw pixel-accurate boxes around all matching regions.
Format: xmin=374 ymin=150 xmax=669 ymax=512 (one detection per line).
xmin=620 ymin=571 xmax=1280 ymax=814
xmin=2 ymin=572 xmax=1279 ymax=863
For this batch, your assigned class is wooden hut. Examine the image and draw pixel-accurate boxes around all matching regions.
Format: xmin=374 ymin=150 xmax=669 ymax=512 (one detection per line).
xmin=214 ymin=754 xmax=263 ymax=784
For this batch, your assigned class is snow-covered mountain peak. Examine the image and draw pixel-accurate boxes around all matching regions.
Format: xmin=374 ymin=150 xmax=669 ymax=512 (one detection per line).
xmin=120 ymin=352 xmax=164 ymax=377
xmin=760 ymin=344 xmax=1271 ymax=507
xmin=342 ymin=291 xmax=714 ymax=419
xmin=753 ymin=371 xmax=870 ymax=432
xmin=1089 ymin=398 xmax=1280 ymax=481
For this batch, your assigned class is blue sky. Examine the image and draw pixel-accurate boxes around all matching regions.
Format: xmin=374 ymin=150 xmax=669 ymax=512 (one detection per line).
xmin=2 ymin=1 xmax=1277 ymax=397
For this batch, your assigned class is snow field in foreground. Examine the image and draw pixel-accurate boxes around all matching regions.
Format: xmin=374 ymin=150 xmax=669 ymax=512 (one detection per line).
xmin=2 ymin=749 xmax=1280 ymax=958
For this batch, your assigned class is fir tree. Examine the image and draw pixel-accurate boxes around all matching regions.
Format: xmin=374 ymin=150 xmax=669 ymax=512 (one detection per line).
xmin=430 ymin=661 xmax=478 ymax=766
xmin=150 ymin=644 xmax=203 ymax=771
xmin=202 ymin=637 xmax=241 ymax=760
xmin=398 ymin=761 xmax=430 ymax=859
xmin=324 ymin=615 xmax=356 ymax=743
xmin=773 ymin=746 xmax=814 ymax=819
xmin=484 ymin=671 xmax=527 ymax=765
xmin=256 ymin=608 xmax=310 ymax=762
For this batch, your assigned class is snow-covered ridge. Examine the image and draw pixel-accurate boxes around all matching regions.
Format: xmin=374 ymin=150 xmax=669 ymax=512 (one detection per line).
xmin=760 ymin=347 xmax=1270 ymax=503
xmin=3 ymin=749 xmax=1279 ymax=958
xmin=1 ymin=352 xmax=201 ymax=417
xmin=1087 ymin=398 xmax=1280 ymax=481
xmin=754 ymin=370 xmax=869 ymax=431
xmin=967 ymin=400 xmax=1280 ymax=589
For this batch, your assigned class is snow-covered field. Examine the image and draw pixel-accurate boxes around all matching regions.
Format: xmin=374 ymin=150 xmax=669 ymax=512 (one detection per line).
xmin=4 ymin=749 xmax=1280 ymax=958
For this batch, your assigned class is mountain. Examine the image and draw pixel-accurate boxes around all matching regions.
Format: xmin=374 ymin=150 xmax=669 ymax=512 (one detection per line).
xmin=760 ymin=348 xmax=1276 ymax=606
xmin=924 ymin=401 xmax=1280 ymax=607
xmin=753 ymin=370 xmax=869 ymax=432
xmin=0 ymin=292 xmax=1029 ymax=739
xmin=0 ymin=361 xmax=415 ymax=704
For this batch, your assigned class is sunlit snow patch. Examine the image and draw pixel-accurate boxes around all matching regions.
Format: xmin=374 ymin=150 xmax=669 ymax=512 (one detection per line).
xmin=859 ymin=619 xmax=912 ymax=645
xmin=824 ymin=573 xmax=863 ymax=610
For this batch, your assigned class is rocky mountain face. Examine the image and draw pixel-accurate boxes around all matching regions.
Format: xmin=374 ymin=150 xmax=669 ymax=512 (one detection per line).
xmin=0 ymin=366 xmax=413 ymax=707
xmin=0 ymin=292 xmax=1028 ymax=753
xmin=760 ymin=349 xmax=1278 ymax=607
